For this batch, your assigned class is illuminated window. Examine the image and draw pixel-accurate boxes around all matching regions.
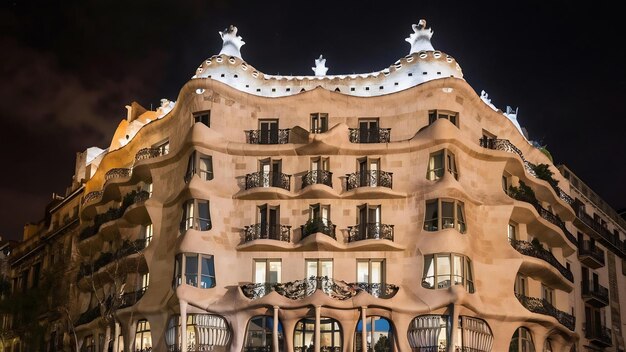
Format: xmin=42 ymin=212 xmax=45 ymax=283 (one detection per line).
xmin=254 ymin=259 xmax=281 ymax=284
xmin=141 ymin=273 xmax=150 ymax=293
xmin=193 ymin=110 xmax=210 ymax=127
xmin=427 ymin=149 xmax=458 ymax=180
xmin=174 ymin=253 xmax=216 ymax=289
xmin=424 ymin=199 xmax=466 ymax=233
xmin=422 ymin=253 xmax=474 ymax=293
xmin=143 ymin=223 xmax=153 ymax=246
xmin=134 ymin=320 xmax=152 ymax=351
xmin=428 ymin=110 xmax=459 ymax=127
xmin=181 ymin=199 xmax=211 ymax=232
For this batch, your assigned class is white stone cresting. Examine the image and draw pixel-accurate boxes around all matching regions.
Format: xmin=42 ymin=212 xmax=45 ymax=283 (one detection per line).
xmin=312 ymin=55 xmax=328 ymax=76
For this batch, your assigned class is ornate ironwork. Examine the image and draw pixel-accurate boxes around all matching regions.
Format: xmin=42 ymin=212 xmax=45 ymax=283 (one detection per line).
xmin=348 ymin=223 xmax=394 ymax=242
xmin=82 ymin=190 xmax=103 ymax=205
xmin=119 ymin=290 xmax=146 ymax=309
xmin=245 ymin=171 xmax=291 ymax=191
xmin=76 ymin=305 xmax=100 ymax=326
xmin=244 ymin=347 xmax=272 ymax=352
xmin=509 ymin=192 xmax=576 ymax=244
xmin=346 ymin=170 xmax=393 ymax=190
xmin=301 ymin=218 xmax=336 ymax=239
xmin=104 ymin=167 xmax=131 ymax=182
xmin=133 ymin=190 xmax=150 ymax=204
xmin=294 ymin=348 xmax=341 ymax=352
xmin=509 ymin=240 xmax=573 ymax=282
xmin=579 ymin=240 xmax=605 ymax=266
xmin=348 ymin=128 xmax=391 ymax=143
xmin=515 ymin=294 xmax=575 ymax=331
xmin=479 ymin=137 xmax=523 ymax=158
xmin=582 ymin=280 xmax=609 ymax=305
xmin=576 ymin=205 xmax=618 ymax=245
xmin=244 ymin=223 xmax=291 ymax=242
xmin=301 ymin=170 xmax=333 ymax=188
xmin=134 ymin=147 xmax=162 ymax=162
xmin=584 ymin=323 xmax=613 ymax=346
xmin=241 ymin=276 xmax=398 ymax=300
xmin=245 ymin=129 xmax=290 ymax=144
xmin=557 ymin=187 xmax=574 ymax=205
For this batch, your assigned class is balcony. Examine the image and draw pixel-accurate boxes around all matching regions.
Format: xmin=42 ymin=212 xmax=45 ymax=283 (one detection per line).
xmin=77 ymin=239 xmax=147 ymax=281
xmin=585 ymin=324 xmax=612 ymax=347
xmin=245 ymin=129 xmax=290 ymax=144
xmin=578 ymin=240 xmax=605 ymax=269
xmin=245 ymin=171 xmax=291 ymax=191
xmin=346 ymin=170 xmax=393 ymax=191
xmin=301 ymin=218 xmax=336 ymax=239
xmin=301 ymin=170 xmax=333 ymax=189
xmin=119 ymin=289 xmax=146 ymax=309
xmin=509 ymin=240 xmax=573 ymax=282
xmin=574 ymin=204 xmax=624 ymax=255
xmin=134 ymin=147 xmax=165 ymax=162
xmin=515 ymin=294 xmax=575 ymax=331
xmin=582 ymin=281 xmax=609 ymax=307
xmin=241 ymin=276 xmax=398 ymax=300
xmin=82 ymin=190 xmax=103 ymax=205
xmin=104 ymin=167 xmax=132 ymax=182
xmin=76 ymin=305 xmax=100 ymax=326
xmin=348 ymin=128 xmax=391 ymax=143
xmin=347 ymin=223 xmax=394 ymax=242
xmin=244 ymin=223 xmax=291 ymax=243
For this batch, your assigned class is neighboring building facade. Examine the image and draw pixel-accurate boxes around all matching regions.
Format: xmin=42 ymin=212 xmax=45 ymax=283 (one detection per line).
xmin=4 ymin=20 xmax=626 ymax=352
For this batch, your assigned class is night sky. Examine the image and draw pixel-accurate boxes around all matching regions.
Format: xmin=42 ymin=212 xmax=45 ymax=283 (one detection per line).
xmin=1 ymin=1 xmax=624 ymax=241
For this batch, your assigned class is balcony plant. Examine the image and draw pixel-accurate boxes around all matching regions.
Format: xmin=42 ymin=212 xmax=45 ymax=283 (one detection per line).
xmin=531 ymin=163 xmax=559 ymax=190
xmin=508 ymin=181 xmax=537 ymax=204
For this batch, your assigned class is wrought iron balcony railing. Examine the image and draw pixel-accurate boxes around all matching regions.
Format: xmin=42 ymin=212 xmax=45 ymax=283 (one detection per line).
xmin=104 ymin=167 xmax=132 ymax=182
xmin=346 ymin=170 xmax=393 ymax=191
xmin=579 ymin=240 xmax=605 ymax=266
xmin=245 ymin=171 xmax=291 ymax=191
xmin=301 ymin=218 xmax=336 ymax=239
xmin=245 ymin=129 xmax=290 ymax=144
xmin=241 ymin=276 xmax=399 ymax=300
xmin=76 ymin=305 xmax=100 ymax=326
xmin=134 ymin=147 xmax=164 ymax=162
xmin=575 ymin=205 xmax=620 ymax=246
xmin=301 ymin=170 xmax=333 ymax=188
xmin=244 ymin=223 xmax=291 ymax=242
xmin=347 ymin=223 xmax=394 ymax=242
xmin=515 ymin=294 xmax=575 ymax=331
xmin=295 ymin=348 xmax=341 ymax=352
xmin=82 ymin=190 xmax=103 ymax=205
xmin=582 ymin=281 xmax=609 ymax=306
xmin=584 ymin=323 xmax=612 ymax=346
xmin=348 ymin=128 xmax=391 ymax=143
xmin=509 ymin=240 xmax=573 ymax=282
xmin=508 ymin=192 xmax=576 ymax=244
xmin=119 ymin=289 xmax=146 ymax=309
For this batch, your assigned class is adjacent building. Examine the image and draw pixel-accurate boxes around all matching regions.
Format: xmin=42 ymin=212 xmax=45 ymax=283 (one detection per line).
xmin=2 ymin=20 xmax=625 ymax=352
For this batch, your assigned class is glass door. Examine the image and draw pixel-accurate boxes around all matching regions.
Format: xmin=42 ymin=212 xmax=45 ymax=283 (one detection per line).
xmin=260 ymin=119 xmax=278 ymax=144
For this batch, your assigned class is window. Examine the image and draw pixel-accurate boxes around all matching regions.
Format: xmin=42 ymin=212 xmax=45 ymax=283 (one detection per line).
xmin=310 ymin=113 xmax=328 ymax=133
xmin=181 ymin=199 xmax=211 ymax=231
xmin=259 ymin=119 xmax=279 ymax=144
xmin=306 ymin=259 xmax=333 ymax=278
xmin=422 ymin=253 xmax=474 ymax=293
xmin=294 ymin=317 xmax=342 ymax=351
xmin=509 ymin=327 xmax=534 ymax=352
xmin=185 ymin=151 xmax=213 ymax=182
xmin=31 ymin=262 xmax=41 ymax=288
xmin=174 ymin=253 xmax=216 ymax=289
xmin=141 ymin=273 xmax=150 ymax=293
xmin=143 ymin=182 xmax=153 ymax=197
xmin=259 ymin=158 xmax=283 ymax=188
xmin=429 ymin=110 xmax=458 ymax=127
xmin=427 ymin=149 xmax=458 ymax=180
xmin=424 ymin=199 xmax=467 ymax=233
xmin=154 ymin=139 xmax=170 ymax=156
xmin=144 ymin=223 xmax=153 ymax=246
xmin=357 ymin=259 xmax=384 ymax=285
xmin=254 ymin=259 xmax=282 ymax=284
xmin=508 ymin=223 xmax=517 ymax=243
xmin=257 ymin=204 xmax=280 ymax=239
xmin=82 ymin=335 xmax=95 ymax=352
xmin=310 ymin=204 xmax=330 ymax=223
xmin=541 ymin=284 xmax=554 ymax=305
xmin=245 ymin=316 xmax=284 ymax=351
xmin=193 ymin=110 xmax=210 ymax=127
xmin=134 ymin=320 xmax=152 ymax=351
xmin=356 ymin=157 xmax=382 ymax=187
xmin=514 ymin=274 xmax=527 ymax=296
xmin=357 ymin=118 xmax=380 ymax=143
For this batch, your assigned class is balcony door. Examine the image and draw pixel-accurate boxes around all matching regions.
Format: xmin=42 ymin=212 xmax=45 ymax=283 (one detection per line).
xmin=359 ymin=204 xmax=380 ymax=237
xmin=310 ymin=204 xmax=330 ymax=224
xmin=358 ymin=158 xmax=379 ymax=187
xmin=310 ymin=157 xmax=329 ymax=184
xmin=310 ymin=113 xmax=328 ymax=133
xmin=260 ymin=159 xmax=282 ymax=187
xmin=359 ymin=118 xmax=379 ymax=143
xmin=259 ymin=205 xmax=279 ymax=239
xmin=259 ymin=119 xmax=279 ymax=144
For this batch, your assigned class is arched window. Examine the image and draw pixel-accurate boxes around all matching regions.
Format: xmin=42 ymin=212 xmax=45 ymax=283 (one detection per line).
xmin=354 ymin=316 xmax=393 ymax=352
xmin=244 ymin=315 xmax=284 ymax=351
xmin=509 ymin=327 xmax=535 ymax=352
xmin=166 ymin=314 xmax=231 ymax=352
xmin=407 ymin=315 xmax=449 ymax=351
xmin=134 ymin=320 xmax=152 ymax=351
xmin=458 ymin=316 xmax=493 ymax=352
xmin=294 ymin=317 xmax=341 ymax=351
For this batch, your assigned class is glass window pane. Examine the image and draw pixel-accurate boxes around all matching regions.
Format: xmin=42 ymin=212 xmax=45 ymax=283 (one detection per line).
xmin=201 ymin=256 xmax=215 ymax=288
xmin=321 ymin=260 xmax=333 ymax=278
xmin=185 ymin=255 xmax=198 ymax=287
xmin=200 ymin=157 xmax=213 ymax=180
xmin=424 ymin=200 xmax=438 ymax=231
xmin=197 ymin=201 xmax=210 ymax=230
xmin=453 ymin=255 xmax=463 ymax=285
xmin=254 ymin=261 xmax=266 ymax=283
xmin=422 ymin=255 xmax=435 ymax=288
xmin=442 ymin=201 xmax=454 ymax=229
xmin=428 ymin=152 xmax=444 ymax=180
xmin=306 ymin=261 xmax=318 ymax=278
xmin=436 ymin=255 xmax=451 ymax=289
xmin=269 ymin=261 xmax=281 ymax=283
xmin=371 ymin=261 xmax=382 ymax=284
xmin=456 ymin=203 xmax=466 ymax=233
xmin=357 ymin=262 xmax=369 ymax=283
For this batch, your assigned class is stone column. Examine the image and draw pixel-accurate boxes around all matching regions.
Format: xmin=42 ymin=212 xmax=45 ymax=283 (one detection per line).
xmin=273 ymin=306 xmax=280 ymax=352
xmin=448 ymin=304 xmax=459 ymax=352
xmin=180 ymin=300 xmax=188 ymax=351
xmin=112 ymin=322 xmax=120 ymax=352
xmin=361 ymin=307 xmax=367 ymax=352
xmin=315 ymin=305 xmax=321 ymax=352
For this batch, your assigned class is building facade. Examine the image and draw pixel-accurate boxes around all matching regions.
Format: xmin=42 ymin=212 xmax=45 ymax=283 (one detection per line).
xmin=3 ymin=20 xmax=626 ymax=352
